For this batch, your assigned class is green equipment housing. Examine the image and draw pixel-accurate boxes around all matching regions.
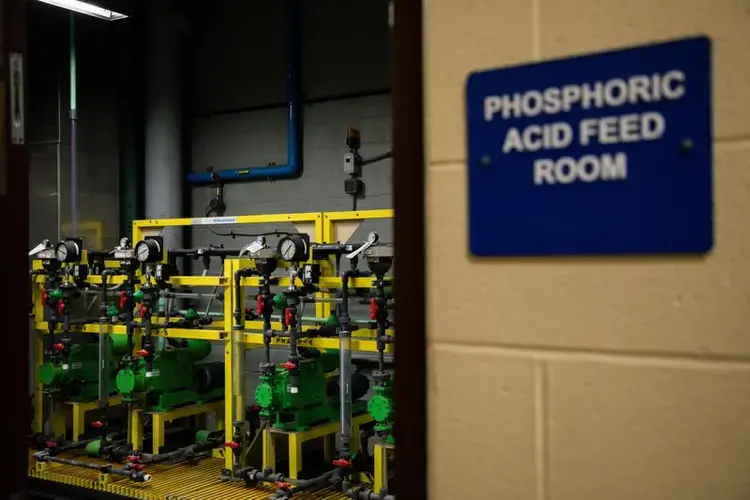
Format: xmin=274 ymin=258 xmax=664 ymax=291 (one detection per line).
xmin=254 ymin=349 xmax=370 ymax=431
xmin=38 ymin=335 xmax=129 ymax=401
xmin=115 ymin=340 xmax=224 ymax=412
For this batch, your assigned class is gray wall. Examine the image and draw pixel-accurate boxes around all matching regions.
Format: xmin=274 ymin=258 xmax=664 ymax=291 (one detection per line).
xmin=188 ymin=0 xmax=393 ymax=250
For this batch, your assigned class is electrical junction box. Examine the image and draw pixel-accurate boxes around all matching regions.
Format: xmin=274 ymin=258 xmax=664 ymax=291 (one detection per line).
xmin=465 ymin=36 xmax=713 ymax=257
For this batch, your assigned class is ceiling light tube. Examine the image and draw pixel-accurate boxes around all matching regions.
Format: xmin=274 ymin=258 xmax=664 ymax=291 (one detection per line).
xmin=35 ymin=0 xmax=128 ymax=21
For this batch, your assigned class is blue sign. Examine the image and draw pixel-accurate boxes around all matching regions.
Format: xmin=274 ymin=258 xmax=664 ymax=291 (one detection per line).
xmin=466 ymin=36 xmax=713 ymax=256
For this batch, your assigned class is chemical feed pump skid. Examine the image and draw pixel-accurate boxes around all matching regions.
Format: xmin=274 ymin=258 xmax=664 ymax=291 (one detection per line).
xmin=28 ymin=210 xmax=397 ymax=500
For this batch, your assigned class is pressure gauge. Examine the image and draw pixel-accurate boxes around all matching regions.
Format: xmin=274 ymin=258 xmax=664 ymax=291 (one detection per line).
xmin=277 ymin=234 xmax=310 ymax=262
xmin=119 ymin=237 xmax=130 ymax=249
xmin=135 ymin=238 xmax=163 ymax=263
xmin=55 ymin=239 xmax=82 ymax=263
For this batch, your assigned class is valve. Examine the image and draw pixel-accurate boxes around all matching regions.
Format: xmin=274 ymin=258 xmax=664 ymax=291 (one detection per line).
xmin=41 ymin=290 xmax=47 ymax=304
xmin=51 ymin=343 xmax=65 ymax=352
xmin=129 ymin=463 xmax=146 ymax=471
xmin=276 ymin=482 xmax=292 ymax=490
xmin=332 ymin=458 xmax=351 ymax=468
xmin=91 ymin=421 xmax=104 ymax=429
xmin=369 ymin=298 xmax=378 ymax=320
xmin=138 ymin=303 xmax=148 ymax=317
xmin=45 ymin=441 xmax=56 ymax=448
xmin=135 ymin=349 xmax=149 ymax=357
xmin=56 ymin=300 xmax=65 ymax=316
xmin=119 ymin=291 xmax=128 ymax=310
xmin=284 ymin=307 xmax=294 ymax=326
xmin=257 ymin=295 xmax=265 ymax=314
xmin=225 ymin=441 xmax=240 ymax=449
xmin=280 ymin=361 xmax=297 ymax=370
xmin=127 ymin=455 xmax=140 ymax=463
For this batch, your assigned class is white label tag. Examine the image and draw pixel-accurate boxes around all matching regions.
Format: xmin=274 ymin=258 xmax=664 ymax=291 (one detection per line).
xmin=62 ymin=364 xmax=69 ymax=370
xmin=71 ymin=362 xmax=82 ymax=370
xmin=146 ymin=369 xmax=160 ymax=378
xmin=190 ymin=217 xmax=237 ymax=225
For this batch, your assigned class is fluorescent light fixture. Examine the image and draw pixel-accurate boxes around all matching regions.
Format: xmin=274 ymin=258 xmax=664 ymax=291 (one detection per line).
xmin=35 ymin=0 xmax=128 ymax=21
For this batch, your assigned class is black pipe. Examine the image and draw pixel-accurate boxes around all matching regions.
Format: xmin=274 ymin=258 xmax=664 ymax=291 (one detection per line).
xmin=128 ymin=438 xmax=221 ymax=464
xmin=351 ymin=488 xmax=395 ymax=500
xmin=168 ymin=247 xmax=242 ymax=258
xmin=244 ymin=468 xmax=338 ymax=497
xmin=33 ymin=451 xmax=152 ymax=482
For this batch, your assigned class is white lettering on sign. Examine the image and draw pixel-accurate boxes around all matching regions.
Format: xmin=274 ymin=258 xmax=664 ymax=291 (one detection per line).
xmin=533 ymin=153 xmax=628 ymax=185
xmin=484 ymin=70 xmax=686 ymax=120
xmin=481 ymin=69 xmax=686 ymax=186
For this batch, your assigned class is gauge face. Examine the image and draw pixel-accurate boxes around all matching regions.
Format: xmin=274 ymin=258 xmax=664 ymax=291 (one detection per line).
xmin=55 ymin=244 xmax=68 ymax=262
xmin=136 ymin=241 xmax=150 ymax=262
xmin=55 ymin=240 xmax=80 ymax=263
xmin=280 ymin=239 xmax=296 ymax=260
xmin=135 ymin=239 xmax=161 ymax=262
xmin=366 ymin=231 xmax=379 ymax=245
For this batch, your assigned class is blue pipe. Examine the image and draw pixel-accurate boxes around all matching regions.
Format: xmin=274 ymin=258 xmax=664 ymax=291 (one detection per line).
xmin=186 ymin=0 xmax=303 ymax=185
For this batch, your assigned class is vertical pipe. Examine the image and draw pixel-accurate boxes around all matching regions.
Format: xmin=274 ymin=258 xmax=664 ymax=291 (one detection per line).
xmin=56 ymin=77 xmax=62 ymax=241
xmin=69 ymin=12 xmax=78 ymax=238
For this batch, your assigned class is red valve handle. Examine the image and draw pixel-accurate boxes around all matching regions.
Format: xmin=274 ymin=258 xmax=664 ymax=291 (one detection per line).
xmin=135 ymin=349 xmax=149 ymax=357
xmin=119 ymin=291 xmax=128 ymax=310
xmin=127 ymin=455 xmax=140 ymax=463
xmin=275 ymin=482 xmax=292 ymax=490
xmin=91 ymin=421 xmax=104 ymax=428
xmin=139 ymin=303 xmax=148 ymax=317
xmin=129 ymin=463 xmax=146 ymax=471
xmin=280 ymin=361 xmax=297 ymax=370
xmin=257 ymin=295 xmax=265 ymax=314
xmin=52 ymin=343 xmax=65 ymax=352
xmin=45 ymin=441 xmax=57 ymax=448
xmin=225 ymin=441 xmax=240 ymax=449
xmin=332 ymin=458 xmax=351 ymax=468
xmin=41 ymin=290 xmax=47 ymax=303
xmin=369 ymin=298 xmax=378 ymax=320
xmin=284 ymin=307 xmax=294 ymax=326
xmin=57 ymin=300 xmax=65 ymax=316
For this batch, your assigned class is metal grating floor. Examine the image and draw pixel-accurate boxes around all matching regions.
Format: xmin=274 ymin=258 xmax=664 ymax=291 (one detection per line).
xmin=29 ymin=451 xmax=350 ymax=500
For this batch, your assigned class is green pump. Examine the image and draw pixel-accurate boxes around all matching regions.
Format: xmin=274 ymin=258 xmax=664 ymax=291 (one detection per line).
xmin=38 ymin=334 xmax=129 ymax=401
xmin=255 ymin=349 xmax=370 ymax=431
xmin=115 ymin=340 xmax=224 ymax=411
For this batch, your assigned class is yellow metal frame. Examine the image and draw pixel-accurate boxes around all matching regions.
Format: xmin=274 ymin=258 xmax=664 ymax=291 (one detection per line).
xmin=263 ymin=413 xmax=373 ymax=479
xmin=68 ymin=397 xmax=123 ymax=441
xmin=130 ymin=401 xmax=224 ymax=454
xmin=31 ymin=210 xmax=395 ymax=489
xmin=373 ymin=442 xmax=395 ymax=492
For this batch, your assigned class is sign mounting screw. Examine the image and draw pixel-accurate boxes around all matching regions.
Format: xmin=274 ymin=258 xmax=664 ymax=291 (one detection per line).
xmin=480 ymin=155 xmax=492 ymax=166
xmin=680 ymin=138 xmax=694 ymax=153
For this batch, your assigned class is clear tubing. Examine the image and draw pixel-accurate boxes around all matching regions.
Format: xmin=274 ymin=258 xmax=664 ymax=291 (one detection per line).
xmin=232 ymin=329 xmax=245 ymax=423
xmin=338 ymin=328 xmax=352 ymax=454
xmin=97 ymin=325 xmax=110 ymax=403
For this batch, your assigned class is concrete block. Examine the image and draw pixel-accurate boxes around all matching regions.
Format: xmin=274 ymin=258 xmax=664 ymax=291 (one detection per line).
xmin=424 ymin=0 xmax=534 ymax=164
xmin=547 ymin=358 xmax=750 ymax=500
xmin=428 ymin=344 xmax=538 ymax=500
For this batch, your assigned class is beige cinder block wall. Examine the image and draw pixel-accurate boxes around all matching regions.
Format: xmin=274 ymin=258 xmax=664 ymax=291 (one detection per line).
xmin=424 ymin=2 xmax=750 ymax=499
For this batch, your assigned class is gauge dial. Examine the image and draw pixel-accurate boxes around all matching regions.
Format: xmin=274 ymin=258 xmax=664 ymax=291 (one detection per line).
xmin=280 ymin=239 xmax=296 ymax=260
xmin=55 ymin=239 xmax=81 ymax=263
xmin=277 ymin=234 xmax=309 ymax=262
xmin=135 ymin=238 xmax=162 ymax=263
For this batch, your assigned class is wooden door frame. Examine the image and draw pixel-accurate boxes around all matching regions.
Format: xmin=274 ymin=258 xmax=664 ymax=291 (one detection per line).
xmin=392 ymin=1 xmax=427 ymax=499
xmin=3 ymin=0 xmax=30 ymax=497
